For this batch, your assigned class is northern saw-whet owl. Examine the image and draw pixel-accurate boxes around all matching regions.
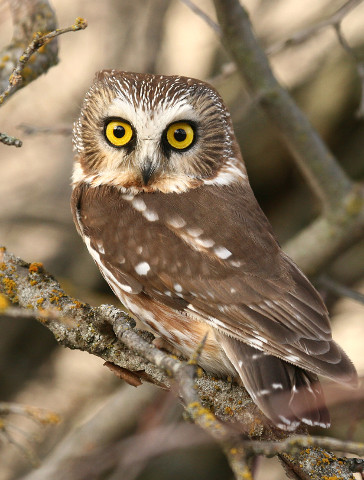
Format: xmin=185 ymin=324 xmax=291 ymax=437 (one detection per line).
xmin=71 ymin=70 xmax=357 ymax=430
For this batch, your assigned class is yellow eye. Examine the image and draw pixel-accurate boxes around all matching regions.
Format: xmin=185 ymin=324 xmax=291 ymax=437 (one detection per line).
xmin=166 ymin=121 xmax=195 ymax=150
xmin=105 ymin=120 xmax=133 ymax=147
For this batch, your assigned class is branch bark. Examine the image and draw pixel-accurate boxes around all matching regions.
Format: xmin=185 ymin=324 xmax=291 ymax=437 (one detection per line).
xmin=0 ymin=248 xmax=360 ymax=480
xmin=213 ymin=0 xmax=352 ymax=211
xmin=213 ymin=0 xmax=364 ymax=278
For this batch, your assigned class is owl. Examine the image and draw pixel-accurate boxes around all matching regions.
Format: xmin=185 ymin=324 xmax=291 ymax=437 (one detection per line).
xmin=71 ymin=70 xmax=357 ymax=431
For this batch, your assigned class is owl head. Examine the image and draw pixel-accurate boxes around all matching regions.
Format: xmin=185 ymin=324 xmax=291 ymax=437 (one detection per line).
xmin=73 ymin=70 xmax=246 ymax=193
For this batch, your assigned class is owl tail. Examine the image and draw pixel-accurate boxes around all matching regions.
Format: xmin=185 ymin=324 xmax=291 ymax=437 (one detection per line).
xmin=217 ymin=334 xmax=330 ymax=430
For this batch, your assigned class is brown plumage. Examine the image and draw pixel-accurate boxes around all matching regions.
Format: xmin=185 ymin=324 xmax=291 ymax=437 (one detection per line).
xmin=71 ymin=70 xmax=357 ymax=430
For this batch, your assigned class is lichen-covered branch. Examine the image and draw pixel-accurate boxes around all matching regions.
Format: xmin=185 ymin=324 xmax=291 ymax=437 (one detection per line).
xmin=0 ymin=248 xmax=361 ymax=480
xmin=0 ymin=0 xmax=59 ymax=102
xmin=213 ymin=0 xmax=352 ymax=210
xmin=0 ymin=15 xmax=87 ymax=107
xmin=0 ymin=0 xmax=87 ymax=148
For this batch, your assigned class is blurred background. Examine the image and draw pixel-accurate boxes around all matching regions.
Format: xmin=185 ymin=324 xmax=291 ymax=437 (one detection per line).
xmin=1 ymin=0 xmax=364 ymax=478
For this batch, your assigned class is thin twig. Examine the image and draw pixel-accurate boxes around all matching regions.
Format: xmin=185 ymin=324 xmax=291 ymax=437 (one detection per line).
xmin=267 ymin=0 xmax=364 ymax=55
xmin=178 ymin=0 xmax=221 ymax=35
xmin=333 ymin=22 xmax=364 ymax=118
xmin=210 ymin=1 xmax=364 ymax=90
xmin=0 ymin=402 xmax=60 ymax=466
xmin=317 ymin=275 xmax=364 ymax=305
xmin=0 ymin=17 xmax=87 ymax=107
xmin=17 ymin=124 xmax=72 ymax=136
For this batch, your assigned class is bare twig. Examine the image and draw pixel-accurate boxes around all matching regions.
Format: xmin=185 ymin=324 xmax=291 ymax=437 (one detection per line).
xmin=207 ymin=0 xmax=364 ymax=85
xmin=17 ymin=124 xmax=72 ymax=136
xmin=0 ymin=402 xmax=60 ymax=466
xmin=267 ymin=0 xmax=364 ymax=55
xmin=0 ymin=17 xmax=87 ymax=107
xmin=178 ymin=0 xmax=221 ymax=35
xmin=317 ymin=275 xmax=364 ymax=305
xmin=0 ymin=403 xmax=60 ymax=427
xmin=333 ymin=22 xmax=364 ymax=118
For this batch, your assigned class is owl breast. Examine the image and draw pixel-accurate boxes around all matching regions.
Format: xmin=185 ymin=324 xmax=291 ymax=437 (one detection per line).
xmin=71 ymin=181 xmax=236 ymax=375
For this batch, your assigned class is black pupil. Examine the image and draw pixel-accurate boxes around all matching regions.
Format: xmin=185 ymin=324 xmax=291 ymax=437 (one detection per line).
xmin=174 ymin=128 xmax=187 ymax=142
xmin=113 ymin=125 xmax=125 ymax=138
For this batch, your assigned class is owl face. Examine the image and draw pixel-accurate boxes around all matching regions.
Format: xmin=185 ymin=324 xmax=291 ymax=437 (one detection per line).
xmin=73 ymin=71 xmax=246 ymax=193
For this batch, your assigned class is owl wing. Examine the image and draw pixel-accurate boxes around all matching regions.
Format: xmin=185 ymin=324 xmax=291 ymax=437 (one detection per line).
xmin=72 ymin=183 xmax=357 ymax=388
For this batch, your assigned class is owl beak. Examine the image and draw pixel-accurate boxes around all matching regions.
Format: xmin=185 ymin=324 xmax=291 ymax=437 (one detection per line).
xmin=141 ymin=159 xmax=155 ymax=186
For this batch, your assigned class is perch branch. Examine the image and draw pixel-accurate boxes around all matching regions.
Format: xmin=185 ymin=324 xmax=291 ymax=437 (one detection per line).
xmin=0 ymin=248 xmax=360 ymax=480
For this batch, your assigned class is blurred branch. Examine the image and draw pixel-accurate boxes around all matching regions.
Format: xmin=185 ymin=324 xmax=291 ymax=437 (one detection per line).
xmin=267 ymin=0 xmax=364 ymax=55
xmin=317 ymin=275 xmax=364 ymax=305
xmin=178 ymin=0 xmax=221 ymax=35
xmin=0 ymin=402 xmax=60 ymax=466
xmin=213 ymin=0 xmax=352 ymax=210
xmin=17 ymin=124 xmax=72 ymax=136
xmin=213 ymin=0 xmax=364 ymax=277
xmin=334 ymin=22 xmax=364 ymax=118
xmin=19 ymin=385 xmax=160 ymax=480
xmin=1 ymin=248 xmax=362 ymax=480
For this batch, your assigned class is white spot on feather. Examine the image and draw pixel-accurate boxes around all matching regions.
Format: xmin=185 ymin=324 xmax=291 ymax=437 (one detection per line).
xmin=272 ymin=383 xmax=283 ymax=390
xmin=214 ymin=246 xmax=232 ymax=259
xmin=195 ymin=238 xmax=214 ymax=248
xmin=174 ymin=283 xmax=183 ymax=292
xmin=134 ymin=262 xmax=151 ymax=275
xmin=285 ymin=355 xmax=300 ymax=363
xmin=119 ymin=284 xmax=133 ymax=293
xmin=142 ymin=210 xmax=159 ymax=222
xmin=186 ymin=227 xmax=203 ymax=237
xmin=230 ymin=260 xmax=242 ymax=268
xmin=131 ymin=198 xmax=147 ymax=212
xmin=167 ymin=216 xmax=186 ymax=228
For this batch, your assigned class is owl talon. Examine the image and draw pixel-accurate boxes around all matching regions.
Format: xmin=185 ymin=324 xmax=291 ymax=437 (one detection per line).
xmin=152 ymin=337 xmax=180 ymax=356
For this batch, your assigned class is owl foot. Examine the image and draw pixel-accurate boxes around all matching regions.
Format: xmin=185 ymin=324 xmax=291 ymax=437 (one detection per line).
xmin=152 ymin=336 xmax=180 ymax=356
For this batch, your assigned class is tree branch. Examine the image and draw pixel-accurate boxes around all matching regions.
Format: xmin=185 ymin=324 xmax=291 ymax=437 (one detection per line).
xmin=0 ymin=1 xmax=87 ymax=148
xmin=212 ymin=0 xmax=364 ymax=278
xmin=0 ymin=248 xmax=361 ymax=480
xmin=0 ymin=16 xmax=87 ymax=107
xmin=213 ymin=0 xmax=352 ymax=211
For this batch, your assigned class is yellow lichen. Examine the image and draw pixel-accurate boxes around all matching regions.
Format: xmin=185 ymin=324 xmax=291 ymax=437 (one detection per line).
xmin=0 ymin=293 xmax=9 ymax=312
xmin=29 ymin=262 xmax=43 ymax=274
xmin=2 ymin=277 xmax=17 ymax=299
